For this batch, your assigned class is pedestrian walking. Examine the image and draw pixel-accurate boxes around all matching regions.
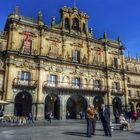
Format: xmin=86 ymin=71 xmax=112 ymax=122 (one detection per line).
xmin=132 ymin=111 xmax=137 ymax=122
xmin=114 ymin=110 xmax=120 ymax=124
xmin=27 ymin=112 xmax=34 ymax=124
xmin=99 ymin=104 xmax=112 ymax=137
xmin=47 ymin=112 xmax=52 ymax=123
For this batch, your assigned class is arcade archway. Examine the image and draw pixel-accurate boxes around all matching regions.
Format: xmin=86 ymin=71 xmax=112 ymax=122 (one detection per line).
xmin=112 ymin=97 xmax=122 ymax=115
xmin=66 ymin=95 xmax=87 ymax=119
xmin=14 ymin=92 xmax=32 ymax=116
xmin=129 ymin=102 xmax=134 ymax=112
xmin=136 ymin=103 xmax=140 ymax=112
xmin=44 ymin=93 xmax=60 ymax=120
xmin=93 ymin=96 xmax=104 ymax=109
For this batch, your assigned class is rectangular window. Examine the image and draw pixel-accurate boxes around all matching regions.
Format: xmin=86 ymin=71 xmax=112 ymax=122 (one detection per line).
xmin=136 ymin=91 xmax=140 ymax=97
xmin=21 ymin=71 xmax=31 ymax=81
xmin=73 ymin=77 xmax=80 ymax=88
xmin=48 ymin=75 xmax=57 ymax=84
xmin=95 ymin=80 xmax=101 ymax=89
xmin=128 ymin=90 xmax=131 ymax=97
xmin=22 ymin=39 xmax=32 ymax=54
xmin=113 ymin=58 xmax=118 ymax=68
xmin=112 ymin=82 xmax=119 ymax=90
xmin=72 ymin=50 xmax=80 ymax=62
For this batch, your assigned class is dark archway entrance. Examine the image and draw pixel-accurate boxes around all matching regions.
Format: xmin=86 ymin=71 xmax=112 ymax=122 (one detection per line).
xmin=136 ymin=103 xmax=140 ymax=112
xmin=66 ymin=95 xmax=87 ymax=119
xmin=112 ymin=97 xmax=122 ymax=115
xmin=93 ymin=96 xmax=104 ymax=109
xmin=44 ymin=94 xmax=60 ymax=120
xmin=14 ymin=92 xmax=32 ymax=116
xmin=129 ymin=102 xmax=134 ymax=112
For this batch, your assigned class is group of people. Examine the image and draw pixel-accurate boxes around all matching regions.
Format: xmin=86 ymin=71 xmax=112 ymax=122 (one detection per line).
xmin=115 ymin=109 xmax=139 ymax=123
xmin=86 ymin=104 xmax=112 ymax=137
xmin=86 ymin=104 xmax=137 ymax=137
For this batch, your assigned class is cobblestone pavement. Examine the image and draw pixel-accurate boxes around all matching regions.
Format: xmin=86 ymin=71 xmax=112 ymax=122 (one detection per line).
xmin=0 ymin=120 xmax=140 ymax=140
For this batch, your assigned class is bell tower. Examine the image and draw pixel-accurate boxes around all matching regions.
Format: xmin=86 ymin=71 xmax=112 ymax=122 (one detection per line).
xmin=60 ymin=6 xmax=89 ymax=35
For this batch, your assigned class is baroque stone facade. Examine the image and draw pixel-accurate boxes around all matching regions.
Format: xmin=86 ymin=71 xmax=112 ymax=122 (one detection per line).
xmin=0 ymin=6 xmax=140 ymax=120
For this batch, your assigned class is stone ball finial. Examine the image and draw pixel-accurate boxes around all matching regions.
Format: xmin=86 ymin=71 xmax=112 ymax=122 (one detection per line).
xmin=14 ymin=5 xmax=19 ymax=15
xmin=51 ymin=16 xmax=56 ymax=26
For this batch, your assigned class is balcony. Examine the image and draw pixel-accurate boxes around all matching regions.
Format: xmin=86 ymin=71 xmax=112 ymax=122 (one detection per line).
xmin=128 ymin=95 xmax=140 ymax=100
xmin=43 ymin=81 xmax=107 ymax=92
xmin=127 ymin=81 xmax=140 ymax=87
xmin=13 ymin=78 xmax=37 ymax=90
xmin=108 ymin=64 xmax=122 ymax=70
xmin=111 ymin=88 xmax=124 ymax=95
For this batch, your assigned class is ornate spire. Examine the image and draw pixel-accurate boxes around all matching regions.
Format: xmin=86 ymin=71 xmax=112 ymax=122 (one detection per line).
xmin=38 ymin=11 xmax=42 ymax=21
xmin=103 ymin=32 xmax=107 ymax=41
xmin=38 ymin=11 xmax=44 ymax=25
xmin=14 ymin=5 xmax=19 ymax=15
xmin=51 ymin=16 xmax=56 ymax=27
xmin=117 ymin=36 xmax=122 ymax=45
xmin=89 ymin=28 xmax=93 ymax=36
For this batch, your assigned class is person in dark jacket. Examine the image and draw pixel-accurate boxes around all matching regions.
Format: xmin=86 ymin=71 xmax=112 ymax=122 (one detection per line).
xmin=99 ymin=104 xmax=112 ymax=137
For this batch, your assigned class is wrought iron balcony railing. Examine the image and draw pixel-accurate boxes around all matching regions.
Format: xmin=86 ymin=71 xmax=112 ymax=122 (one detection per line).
xmin=127 ymin=81 xmax=140 ymax=87
xmin=125 ymin=68 xmax=140 ymax=74
xmin=111 ymin=88 xmax=124 ymax=94
xmin=128 ymin=95 xmax=140 ymax=100
xmin=13 ymin=78 xmax=37 ymax=90
xmin=43 ymin=80 xmax=107 ymax=92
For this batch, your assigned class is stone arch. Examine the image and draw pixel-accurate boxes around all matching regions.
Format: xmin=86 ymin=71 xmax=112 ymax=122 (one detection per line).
xmin=65 ymin=17 xmax=70 ymax=29
xmin=112 ymin=97 xmax=122 ymax=115
xmin=128 ymin=102 xmax=134 ymax=112
xmin=72 ymin=17 xmax=79 ymax=30
xmin=14 ymin=91 xmax=32 ymax=116
xmin=66 ymin=95 xmax=88 ymax=119
xmin=44 ymin=93 xmax=60 ymax=120
xmin=136 ymin=103 xmax=140 ymax=112
xmin=93 ymin=96 xmax=104 ymax=109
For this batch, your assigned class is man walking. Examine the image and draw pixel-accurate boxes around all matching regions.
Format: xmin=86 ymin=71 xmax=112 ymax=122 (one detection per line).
xmin=99 ymin=104 xmax=112 ymax=137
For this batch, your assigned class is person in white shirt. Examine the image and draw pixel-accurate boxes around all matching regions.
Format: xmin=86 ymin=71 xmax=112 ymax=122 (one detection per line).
xmin=119 ymin=114 xmax=131 ymax=131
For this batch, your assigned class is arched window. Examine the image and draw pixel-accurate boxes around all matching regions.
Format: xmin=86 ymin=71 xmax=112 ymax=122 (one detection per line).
xmin=65 ymin=18 xmax=70 ymax=30
xmin=72 ymin=18 xmax=79 ymax=31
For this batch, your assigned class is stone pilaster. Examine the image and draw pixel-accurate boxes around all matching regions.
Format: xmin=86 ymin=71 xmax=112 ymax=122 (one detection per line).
xmin=36 ymin=103 xmax=44 ymax=120
xmin=4 ymin=103 xmax=14 ymax=116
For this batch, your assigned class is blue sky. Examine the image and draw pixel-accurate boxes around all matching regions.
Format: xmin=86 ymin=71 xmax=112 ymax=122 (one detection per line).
xmin=0 ymin=0 xmax=140 ymax=57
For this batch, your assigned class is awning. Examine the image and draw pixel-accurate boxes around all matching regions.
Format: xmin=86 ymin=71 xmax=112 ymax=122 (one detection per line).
xmin=0 ymin=100 xmax=9 ymax=105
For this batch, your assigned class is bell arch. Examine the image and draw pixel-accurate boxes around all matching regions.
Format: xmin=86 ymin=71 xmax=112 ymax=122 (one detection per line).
xmin=66 ymin=95 xmax=87 ymax=119
xmin=112 ymin=97 xmax=122 ymax=115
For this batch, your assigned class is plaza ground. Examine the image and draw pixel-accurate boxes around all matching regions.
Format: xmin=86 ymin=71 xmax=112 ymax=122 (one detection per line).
xmin=0 ymin=120 xmax=140 ymax=140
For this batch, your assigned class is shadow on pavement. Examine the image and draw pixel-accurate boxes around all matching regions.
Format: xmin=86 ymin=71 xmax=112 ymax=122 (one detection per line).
xmin=131 ymin=132 xmax=140 ymax=134
xmin=63 ymin=131 xmax=104 ymax=137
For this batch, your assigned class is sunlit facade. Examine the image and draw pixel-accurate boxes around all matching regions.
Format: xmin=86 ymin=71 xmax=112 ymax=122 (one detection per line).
xmin=0 ymin=6 xmax=140 ymax=120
